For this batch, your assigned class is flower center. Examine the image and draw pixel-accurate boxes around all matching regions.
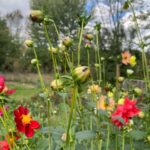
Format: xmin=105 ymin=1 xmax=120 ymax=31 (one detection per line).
xmin=22 ymin=114 xmax=32 ymax=124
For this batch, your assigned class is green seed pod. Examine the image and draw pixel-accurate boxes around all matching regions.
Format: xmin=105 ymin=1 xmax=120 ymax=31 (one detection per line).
xmin=48 ymin=47 xmax=58 ymax=54
xmin=30 ymin=10 xmax=44 ymax=23
xmin=118 ymin=76 xmax=124 ymax=83
xmin=50 ymin=79 xmax=63 ymax=91
xmin=63 ymin=37 xmax=72 ymax=47
xmin=84 ymin=34 xmax=93 ymax=41
xmin=31 ymin=59 xmax=37 ymax=65
xmin=72 ymin=66 xmax=90 ymax=83
xmin=134 ymin=87 xmax=142 ymax=96
xmin=25 ymin=40 xmax=33 ymax=47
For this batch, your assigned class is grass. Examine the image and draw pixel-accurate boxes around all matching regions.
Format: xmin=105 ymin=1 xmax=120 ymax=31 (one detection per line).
xmin=7 ymin=81 xmax=41 ymax=101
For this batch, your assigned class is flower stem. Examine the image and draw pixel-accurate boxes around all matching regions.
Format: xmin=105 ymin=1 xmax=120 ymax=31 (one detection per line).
xmin=122 ymin=130 xmax=125 ymax=150
xmin=33 ymin=46 xmax=45 ymax=91
xmin=77 ymin=21 xmax=84 ymax=66
xmin=66 ymin=85 xmax=77 ymax=146
xmin=106 ymin=125 xmax=110 ymax=150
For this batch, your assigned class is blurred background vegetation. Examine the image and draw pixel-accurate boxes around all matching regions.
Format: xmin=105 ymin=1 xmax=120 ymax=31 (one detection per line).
xmin=0 ymin=0 xmax=150 ymax=82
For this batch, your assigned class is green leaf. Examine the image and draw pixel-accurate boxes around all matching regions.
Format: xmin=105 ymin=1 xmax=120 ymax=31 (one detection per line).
xmin=129 ymin=130 xmax=146 ymax=141
xmin=35 ymin=139 xmax=49 ymax=150
xmin=112 ymin=116 xmax=125 ymax=125
xmin=58 ymin=103 xmax=70 ymax=112
xmin=97 ymin=109 xmax=109 ymax=117
xmin=75 ymin=130 xmax=96 ymax=142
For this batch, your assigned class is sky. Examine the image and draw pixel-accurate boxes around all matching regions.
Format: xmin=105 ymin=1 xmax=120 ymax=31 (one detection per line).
xmin=0 ymin=0 xmax=30 ymax=38
xmin=0 ymin=0 xmax=150 ymax=49
xmin=0 ymin=0 xmax=30 ymax=16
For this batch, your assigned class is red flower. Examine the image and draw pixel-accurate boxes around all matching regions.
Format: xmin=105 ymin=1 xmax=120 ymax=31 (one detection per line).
xmin=111 ymin=97 xmax=141 ymax=128
xmin=0 ymin=76 xmax=16 ymax=95
xmin=0 ymin=140 xmax=9 ymax=150
xmin=14 ymin=106 xmax=40 ymax=138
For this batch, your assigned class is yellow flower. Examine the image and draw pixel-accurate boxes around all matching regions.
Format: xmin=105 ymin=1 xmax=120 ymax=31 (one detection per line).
xmin=87 ymin=84 xmax=101 ymax=94
xmin=108 ymin=92 xmax=113 ymax=98
xmin=130 ymin=56 xmax=136 ymax=67
xmin=118 ymin=98 xmax=124 ymax=104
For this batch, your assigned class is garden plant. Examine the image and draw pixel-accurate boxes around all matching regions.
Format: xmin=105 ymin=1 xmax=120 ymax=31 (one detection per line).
xmin=0 ymin=0 xmax=150 ymax=150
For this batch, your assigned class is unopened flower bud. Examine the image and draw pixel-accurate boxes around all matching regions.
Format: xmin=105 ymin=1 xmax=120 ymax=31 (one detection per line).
xmin=138 ymin=111 xmax=145 ymax=118
xmin=118 ymin=76 xmax=124 ymax=83
xmin=48 ymin=47 xmax=58 ymax=54
xmin=61 ymin=133 xmax=67 ymax=142
xmin=127 ymin=69 xmax=134 ymax=75
xmin=84 ymin=34 xmax=93 ymax=41
xmin=134 ymin=87 xmax=142 ymax=96
xmin=58 ymin=43 xmax=66 ymax=52
xmin=72 ymin=66 xmax=90 ymax=83
xmin=147 ymin=135 xmax=150 ymax=142
xmin=30 ymin=10 xmax=44 ymax=23
xmin=31 ymin=59 xmax=37 ymax=65
xmin=50 ymin=79 xmax=63 ymax=91
xmin=101 ymin=57 xmax=105 ymax=61
xmin=85 ymin=42 xmax=91 ymax=49
xmin=43 ymin=16 xmax=53 ymax=25
xmin=94 ymin=63 xmax=100 ymax=68
xmin=25 ymin=40 xmax=33 ymax=47
xmin=63 ymin=37 xmax=72 ymax=47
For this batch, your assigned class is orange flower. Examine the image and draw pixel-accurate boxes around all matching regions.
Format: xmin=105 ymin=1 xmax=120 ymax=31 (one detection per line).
xmin=96 ymin=95 xmax=115 ymax=111
xmin=121 ymin=51 xmax=131 ymax=65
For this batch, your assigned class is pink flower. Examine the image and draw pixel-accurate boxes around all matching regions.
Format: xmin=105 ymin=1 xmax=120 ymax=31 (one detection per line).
xmin=0 ymin=76 xmax=15 ymax=95
xmin=111 ymin=97 xmax=141 ymax=128
xmin=0 ymin=140 xmax=9 ymax=150
xmin=121 ymin=51 xmax=131 ymax=65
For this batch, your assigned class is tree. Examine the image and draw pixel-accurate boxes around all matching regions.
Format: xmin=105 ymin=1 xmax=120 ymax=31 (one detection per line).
xmin=0 ymin=18 xmax=21 ymax=71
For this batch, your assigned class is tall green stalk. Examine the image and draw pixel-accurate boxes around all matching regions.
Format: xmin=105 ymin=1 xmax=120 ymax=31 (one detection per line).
xmin=77 ymin=21 xmax=84 ymax=66
xmin=96 ymin=29 xmax=102 ymax=85
xmin=106 ymin=125 xmax=110 ymax=150
xmin=66 ymin=85 xmax=77 ymax=146
xmin=122 ymin=130 xmax=125 ymax=150
xmin=128 ymin=0 xmax=150 ymax=92
xmin=33 ymin=46 xmax=45 ymax=91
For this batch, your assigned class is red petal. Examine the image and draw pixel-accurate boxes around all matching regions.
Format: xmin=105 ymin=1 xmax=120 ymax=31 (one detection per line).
xmin=17 ymin=123 xmax=25 ymax=133
xmin=30 ymin=120 xmax=40 ymax=129
xmin=5 ymin=89 xmax=16 ymax=95
xmin=24 ymin=107 xmax=29 ymax=115
xmin=18 ymin=106 xmax=25 ymax=115
xmin=14 ymin=110 xmax=21 ymax=118
xmin=25 ymin=126 xmax=34 ymax=138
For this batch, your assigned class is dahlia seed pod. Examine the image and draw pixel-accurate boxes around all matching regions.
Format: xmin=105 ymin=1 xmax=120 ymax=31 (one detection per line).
xmin=134 ymin=87 xmax=142 ymax=96
xmin=30 ymin=10 xmax=44 ymax=23
xmin=72 ymin=66 xmax=90 ymax=83
xmin=63 ymin=37 xmax=72 ymax=47
xmin=50 ymin=79 xmax=63 ymax=91
xmin=48 ymin=47 xmax=58 ymax=54
xmin=84 ymin=34 xmax=93 ymax=41
xmin=138 ymin=111 xmax=145 ymax=118
xmin=118 ymin=76 xmax=124 ymax=83
xmin=31 ymin=59 xmax=37 ymax=65
xmin=24 ymin=40 xmax=33 ymax=47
